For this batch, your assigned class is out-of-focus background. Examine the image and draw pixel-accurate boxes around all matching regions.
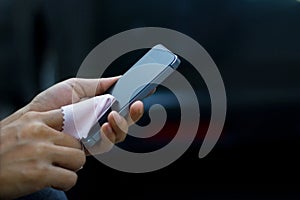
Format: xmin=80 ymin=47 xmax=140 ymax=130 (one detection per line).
xmin=1 ymin=0 xmax=300 ymax=199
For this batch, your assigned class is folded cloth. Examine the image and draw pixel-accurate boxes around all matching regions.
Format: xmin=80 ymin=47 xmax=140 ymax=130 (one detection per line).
xmin=61 ymin=94 xmax=115 ymax=139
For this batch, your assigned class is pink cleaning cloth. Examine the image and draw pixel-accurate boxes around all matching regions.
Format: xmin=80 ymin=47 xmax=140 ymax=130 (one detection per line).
xmin=61 ymin=94 xmax=116 ymax=139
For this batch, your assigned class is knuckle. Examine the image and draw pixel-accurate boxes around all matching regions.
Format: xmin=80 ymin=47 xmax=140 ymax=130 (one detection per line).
xmin=20 ymin=122 xmax=38 ymax=138
xmin=21 ymin=161 xmax=50 ymax=189
xmin=35 ymin=123 xmax=49 ymax=134
xmin=34 ymin=142 xmax=50 ymax=157
xmin=68 ymin=78 xmax=87 ymax=97
xmin=68 ymin=78 xmax=80 ymax=90
xmin=34 ymin=163 xmax=50 ymax=178
xmin=22 ymin=111 xmax=40 ymax=121
xmin=21 ymin=122 xmax=47 ymax=139
xmin=67 ymin=77 xmax=78 ymax=87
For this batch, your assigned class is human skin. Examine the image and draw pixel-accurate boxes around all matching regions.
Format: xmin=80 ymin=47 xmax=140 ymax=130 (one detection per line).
xmin=0 ymin=77 xmax=144 ymax=199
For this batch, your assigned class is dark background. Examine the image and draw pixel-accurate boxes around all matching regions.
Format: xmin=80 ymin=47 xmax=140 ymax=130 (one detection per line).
xmin=1 ymin=0 xmax=300 ymax=199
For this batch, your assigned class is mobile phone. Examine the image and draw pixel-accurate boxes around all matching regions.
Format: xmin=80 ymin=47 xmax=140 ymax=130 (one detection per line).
xmin=81 ymin=44 xmax=181 ymax=147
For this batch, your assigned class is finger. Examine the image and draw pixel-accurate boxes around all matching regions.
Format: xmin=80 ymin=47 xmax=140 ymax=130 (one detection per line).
xmin=20 ymin=121 xmax=82 ymax=150
xmin=84 ymin=124 xmax=115 ymax=155
xmin=38 ymin=109 xmax=64 ymax=131
xmin=37 ymin=110 xmax=85 ymax=149
xmin=97 ymin=76 xmax=121 ymax=94
xmin=67 ymin=76 xmax=121 ymax=99
xmin=101 ymin=123 xmax=116 ymax=143
xmin=27 ymin=123 xmax=82 ymax=149
xmin=17 ymin=113 xmax=80 ymax=149
xmin=50 ymin=146 xmax=86 ymax=171
xmin=128 ymin=100 xmax=144 ymax=126
xmin=52 ymin=132 xmax=82 ymax=150
xmin=46 ymin=166 xmax=78 ymax=191
xmin=107 ymin=111 xmax=128 ymax=143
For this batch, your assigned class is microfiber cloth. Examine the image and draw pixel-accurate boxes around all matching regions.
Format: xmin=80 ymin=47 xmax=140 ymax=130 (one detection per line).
xmin=61 ymin=94 xmax=115 ymax=139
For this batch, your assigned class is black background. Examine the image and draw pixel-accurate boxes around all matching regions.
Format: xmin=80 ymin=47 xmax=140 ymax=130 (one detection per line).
xmin=1 ymin=0 xmax=300 ymax=199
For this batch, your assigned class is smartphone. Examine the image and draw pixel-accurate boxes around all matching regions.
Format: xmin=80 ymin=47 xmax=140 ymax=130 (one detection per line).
xmin=81 ymin=44 xmax=181 ymax=147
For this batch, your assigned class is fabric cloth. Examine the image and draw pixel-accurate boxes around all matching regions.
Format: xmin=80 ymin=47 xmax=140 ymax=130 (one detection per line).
xmin=61 ymin=94 xmax=115 ymax=139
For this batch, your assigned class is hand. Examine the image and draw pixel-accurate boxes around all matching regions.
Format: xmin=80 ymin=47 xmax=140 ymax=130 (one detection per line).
xmin=0 ymin=76 xmax=148 ymax=199
xmin=28 ymin=77 xmax=145 ymax=153
xmin=85 ymin=100 xmax=144 ymax=155
xmin=29 ymin=76 xmax=121 ymax=112
xmin=0 ymin=110 xmax=85 ymax=199
xmin=2 ymin=77 xmax=146 ymax=153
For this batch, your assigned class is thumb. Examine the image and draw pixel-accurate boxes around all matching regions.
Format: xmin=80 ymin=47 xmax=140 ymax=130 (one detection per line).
xmin=39 ymin=109 xmax=64 ymax=131
xmin=65 ymin=76 xmax=121 ymax=99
